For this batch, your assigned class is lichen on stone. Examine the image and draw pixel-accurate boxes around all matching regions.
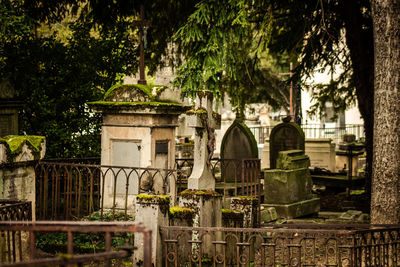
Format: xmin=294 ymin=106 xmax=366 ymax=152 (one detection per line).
xmin=0 ymin=135 xmax=45 ymax=162
xmin=136 ymin=194 xmax=170 ymax=205
xmin=169 ymin=206 xmax=196 ymax=220
xmin=179 ymin=189 xmax=222 ymax=198
xmin=232 ymin=196 xmax=258 ymax=206
xmin=221 ymin=208 xmax=243 ymax=220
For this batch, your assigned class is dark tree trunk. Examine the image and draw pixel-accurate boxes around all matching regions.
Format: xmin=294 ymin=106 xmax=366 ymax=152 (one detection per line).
xmin=370 ymin=0 xmax=400 ymax=224
xmin=341 ymin=0 xmax=374 ymax=209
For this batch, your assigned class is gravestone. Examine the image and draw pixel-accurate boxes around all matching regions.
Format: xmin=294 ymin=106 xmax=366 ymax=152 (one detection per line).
xmin=269 ymin=119 xmax=305 ymax=169
xmin=262 ymin=150 xmax=320 ymax=219
xmin=220 ymin=119 xmax=258 ymax=182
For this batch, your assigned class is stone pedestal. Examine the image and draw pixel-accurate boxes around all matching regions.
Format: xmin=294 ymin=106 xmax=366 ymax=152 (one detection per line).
xmin=262 ymin=150 xmax=319 ymax=219
xmin=230 ymin=196 xmax=258 ymax=227
xmin=134 ymin=194 xmax=170 ymax=266
xmin=179 ymin=190 xmax=222 ymax=258
xmin=0 ymin=136 xmax=45 ymax=220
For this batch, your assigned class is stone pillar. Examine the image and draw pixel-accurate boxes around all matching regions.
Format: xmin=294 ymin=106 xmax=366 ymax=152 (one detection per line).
xmin=0 ymin=136 xmax=46 ymax=220
xmin=230 ymin=196 xmax=258 ymax=227
xmin=186 ymin=91 xmax=221 ymax=190
xmin=134 ymin=194 xmax=170 ymax=266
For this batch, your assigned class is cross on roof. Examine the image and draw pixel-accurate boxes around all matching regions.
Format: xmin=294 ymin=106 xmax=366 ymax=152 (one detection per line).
xmin=132 ymin=5 xmax=151 ymax=85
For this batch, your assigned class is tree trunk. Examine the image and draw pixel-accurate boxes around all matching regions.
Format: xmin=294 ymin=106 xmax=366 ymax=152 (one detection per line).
xmin=371 ymin=0 xmax=400 ymax=224
xmin=341 ymin=1 xmax=374 ymax=209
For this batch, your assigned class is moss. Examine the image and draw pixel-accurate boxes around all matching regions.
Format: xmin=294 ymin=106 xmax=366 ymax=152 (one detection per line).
xmin=179 ymin=189 xmax=222 ymax=198
xmin=103 ymin=84 xmax=168 ymax=101
xmin=221 ymin=208 xmax=243 ymax=220
xmin=137 ymin=194 xmax=170 ymax=205
xmin=0 ymin=135 xmax=44 ymax=162
xmin=233 ymin=196 xmax=258 ymax=204
xmin=186 ymin=108 xmax=207 ymax=115
xmin=169 ymin=206 xmax=196 ymax=220
xmin=88 ymin=101 xmax=183 ymax=107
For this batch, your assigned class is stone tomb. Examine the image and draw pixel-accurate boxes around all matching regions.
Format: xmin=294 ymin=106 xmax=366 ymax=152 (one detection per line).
xmin=89 ymin=84 xmax=188 ymax=211
xmin=262 ymin=138 xmax=336 ymax=172
xmin=269 ymin=121 xmax=305 ymax=169
xmin=262 ymin=150 xmax=320 ymax=219
xmin=220 ymin=119 xmax=258 ymax=183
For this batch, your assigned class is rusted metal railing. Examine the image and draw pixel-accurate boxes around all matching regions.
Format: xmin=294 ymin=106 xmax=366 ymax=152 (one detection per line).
xmin=0 ymin=200 xmax=32 ymax=263
xmin=0 ymin=200 xmax=32 ymax=221
xmin=160 ymin=224 xmax=400 ymax=266
xmin=0 ymin=221 xmax=152 ymax=267
xmin=35 ymin=162 xmax=187 ymax=220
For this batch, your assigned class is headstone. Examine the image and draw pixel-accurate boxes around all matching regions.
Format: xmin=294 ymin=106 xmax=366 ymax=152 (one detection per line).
xmin=269 ymin=120 xmax=305 ymax=169
xmin=262 ymin=150 xmax=320 ymax=219
xmin=220 ymin=120 xmax=258 ymax=182
xmin=186 ymin=91 xmax=221 ymax=190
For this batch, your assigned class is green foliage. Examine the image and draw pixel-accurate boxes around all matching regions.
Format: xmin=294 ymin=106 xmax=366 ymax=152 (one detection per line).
xmin=173 ymin=0 xmax=289 ymax=114
xmin=0 ymin=0 xmax=196 ymax=158
xmin=36 ymin=212 xmax=134 ymax=255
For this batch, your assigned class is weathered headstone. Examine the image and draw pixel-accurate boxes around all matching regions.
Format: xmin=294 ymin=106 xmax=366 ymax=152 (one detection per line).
xmin=262 ymin=150 xmax=320 ymax=219
xmin=220 ymin=120 xmax=258 ymax=182
xmin=269 ymin=120 xmax=305 ymax=169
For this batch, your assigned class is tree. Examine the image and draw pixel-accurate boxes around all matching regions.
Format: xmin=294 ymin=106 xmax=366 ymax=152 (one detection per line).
xmin=0 ymin=0 xmax=197 ymax=158
xmin=370 ymin=0 xmax=400 ymax=224
xmin=174 ymin=0 xmax=374 ymax=203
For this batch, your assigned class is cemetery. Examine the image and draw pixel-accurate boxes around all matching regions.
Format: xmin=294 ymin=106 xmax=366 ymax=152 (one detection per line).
xmin=1 ymin=1 xmax=400 ymax=266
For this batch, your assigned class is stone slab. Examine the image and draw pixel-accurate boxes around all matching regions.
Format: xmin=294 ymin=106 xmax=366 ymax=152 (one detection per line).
xmin=263 ymin=168 xmax=313 ymax=204
xmin=276 ymin=150 xmax=310 ymax=170
xmin=261 ymin=198 xmax=320 ymax=219
xmin=260 ymin=207 xmax=278 ymax=222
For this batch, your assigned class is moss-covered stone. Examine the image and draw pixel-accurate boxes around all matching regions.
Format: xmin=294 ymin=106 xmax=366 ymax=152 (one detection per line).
xmin=0 ymin=135 xmax=45 ymax=162
xmin=169 ymin=206 xmax=196 ymax=220
xmin=103 ymin=84 xmax=167 ymax=101
xmin=221 ymin=208 xmax=243 ymax=220
xmin=179 ymin=189 xmax=222 ymax=198
xmin=231 ymin=196 xmax=258 ymax=206
xmin=136 ymin=194 xmax=170 ymax=205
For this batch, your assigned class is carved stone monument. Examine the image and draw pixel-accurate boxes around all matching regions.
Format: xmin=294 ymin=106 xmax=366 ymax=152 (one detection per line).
xmin=262 ymin=150 xmax=320 ymax=219
xmin=89 ymin=84 xmax=188 ymax=210
xmin=186 ymin=90 xmax=221 ymax=190
xmin=269 ymin=119 xmax=305 ymax=169
xmin=220 ymin=119 xmax=258 ymax=183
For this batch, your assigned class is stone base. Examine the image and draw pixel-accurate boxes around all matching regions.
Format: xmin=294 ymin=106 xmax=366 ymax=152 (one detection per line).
xmin=262 ymin=198 xmax=320 ymax=219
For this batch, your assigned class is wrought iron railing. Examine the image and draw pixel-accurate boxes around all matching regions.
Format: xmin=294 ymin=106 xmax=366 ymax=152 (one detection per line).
xmin=0 ymin=221 xmax=152 ymax=267
xmin=249 ymin=124 xmax=365 ymax=145
xmin=0 ymin=200 xmax=32 ymax=221
xmin=35 ymin=162 xmax=187 ymax=220
xmin=160 ymin=224 xmax=400 ymax=266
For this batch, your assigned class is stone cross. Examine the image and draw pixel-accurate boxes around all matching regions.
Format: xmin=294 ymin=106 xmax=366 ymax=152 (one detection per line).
xmin=132 ymin=5 xmax=151 ymax=85
xmin=187 ymin=91 xmax=221 ymax=190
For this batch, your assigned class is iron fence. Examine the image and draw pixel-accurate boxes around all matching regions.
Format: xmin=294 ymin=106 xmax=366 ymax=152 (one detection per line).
xmin=0 ymin=221 xmax=152 ymax=267
xmin=35 ymin=162 xmax=187 ymax=220
xmin=160 ymin=224 xmax=400 ymax=266
xmin=250 ymin=124 xmax=365 ymax=145
xmin=0 ymin=200 xmax=32 ymax=221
